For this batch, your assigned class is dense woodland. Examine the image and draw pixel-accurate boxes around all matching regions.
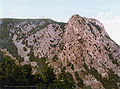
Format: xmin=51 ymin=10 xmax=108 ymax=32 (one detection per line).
xmin=0 ymin=51 xmax=75 ymax=89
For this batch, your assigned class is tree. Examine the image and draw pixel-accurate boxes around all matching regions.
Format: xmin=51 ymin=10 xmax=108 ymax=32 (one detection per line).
xmin=0 ymin=54 xmax=33 ymax=88
xmin=0 ymin=52 xmax=75 ymax=89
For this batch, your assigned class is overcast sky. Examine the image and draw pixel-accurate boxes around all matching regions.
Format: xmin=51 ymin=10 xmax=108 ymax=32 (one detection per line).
xmin=0 ymin=0 xmax=120 ymax=45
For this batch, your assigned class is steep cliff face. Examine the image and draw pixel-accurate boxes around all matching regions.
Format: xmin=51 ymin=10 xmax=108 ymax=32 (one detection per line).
xmin=49 ymin=15 xmax=120 ymax=89
xmin=0 ymin=15 xmax=120 ymax=89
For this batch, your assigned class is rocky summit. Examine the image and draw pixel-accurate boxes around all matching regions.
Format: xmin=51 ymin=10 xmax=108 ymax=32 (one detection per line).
xmin=0 ymin=14 xmax=120 ymax=89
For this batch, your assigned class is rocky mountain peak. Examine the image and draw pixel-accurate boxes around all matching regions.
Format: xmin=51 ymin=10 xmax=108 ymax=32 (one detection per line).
xmin=68 ymin=14 xmax=86 ymax=29
xmin=0 ymin=15 xmax=120 ymax=89
xmin=52 ymin=14 xmax=120 ymax=89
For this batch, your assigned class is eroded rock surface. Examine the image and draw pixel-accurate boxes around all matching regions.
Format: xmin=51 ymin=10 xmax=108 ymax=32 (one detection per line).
xmin=0 ymin=15 xmax=120 ymax=89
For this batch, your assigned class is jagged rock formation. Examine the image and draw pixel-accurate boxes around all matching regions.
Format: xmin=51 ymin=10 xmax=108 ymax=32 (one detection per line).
xmin=0 ymin=19 xmax=65 ymax=73
xmin=0 ymin=15 xmax=120 ymax=89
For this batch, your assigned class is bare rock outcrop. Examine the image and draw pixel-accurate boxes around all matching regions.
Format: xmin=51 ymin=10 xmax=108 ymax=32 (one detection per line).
xmin=0 ymin=15 xmax=120 ymax=89
xmin=50 ymin=14 xmax=120 ymax=89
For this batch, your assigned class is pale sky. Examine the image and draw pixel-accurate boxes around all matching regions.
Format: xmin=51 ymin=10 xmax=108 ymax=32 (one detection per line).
xmin=0 ymin=0 xmax=120 ymax=45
